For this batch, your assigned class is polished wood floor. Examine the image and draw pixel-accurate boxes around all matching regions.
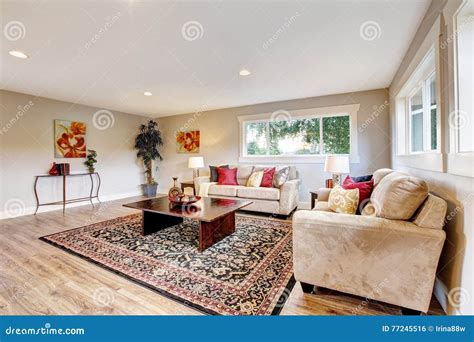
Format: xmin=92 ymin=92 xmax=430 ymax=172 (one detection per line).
xmin=0 ymin=196 xmax=444 ymax=315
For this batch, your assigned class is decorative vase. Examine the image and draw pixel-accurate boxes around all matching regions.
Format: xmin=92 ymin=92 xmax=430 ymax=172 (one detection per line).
xmin=168 ymin=177 xmax=183 ymax=198
xmin=48 ymin=163 xmax=59 ymax=175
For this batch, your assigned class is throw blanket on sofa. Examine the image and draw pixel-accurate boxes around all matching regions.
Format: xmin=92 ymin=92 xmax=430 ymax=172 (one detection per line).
xmin=198 ymin=182 xmax=217 ymax=197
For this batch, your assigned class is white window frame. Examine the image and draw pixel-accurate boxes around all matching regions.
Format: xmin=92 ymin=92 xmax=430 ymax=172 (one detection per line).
xmin=446 ymin=0 xmax=474 ymax=177
xmin=238 ymin=104 xmax=360 ymax=164
xmin=407 ymin=71 xmax=439 ymax=154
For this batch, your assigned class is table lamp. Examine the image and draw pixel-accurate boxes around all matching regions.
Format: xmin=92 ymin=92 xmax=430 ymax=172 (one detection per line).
xmin=188 ymin=156 xmax=204 ymax=179
xmin=324 ymin=155 xmax=349 ymax=186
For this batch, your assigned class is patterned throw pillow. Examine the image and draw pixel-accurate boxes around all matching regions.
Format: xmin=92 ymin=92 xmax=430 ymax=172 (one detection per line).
xmin=246 ymin=171 xmax=264 ymax=187
xmin=328 ymin=185 xmax=359 ymax=215
xmin=273 ymin=166 xmax=290 ymax=188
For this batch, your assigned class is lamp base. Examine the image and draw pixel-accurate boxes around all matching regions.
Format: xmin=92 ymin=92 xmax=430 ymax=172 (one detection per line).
xmin=192 ymin=168 xmax=199 ymax=179
xmin=332 ymin=173 xmax=342 ymax=186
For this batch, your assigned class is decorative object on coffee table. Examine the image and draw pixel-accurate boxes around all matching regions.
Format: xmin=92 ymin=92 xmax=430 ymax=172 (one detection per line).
xmin=180 ymin=180 xmax=195 ymax=195
xmin=168 ymin=177 xmax=183 ymax=198
xmin=84 ymin=149 xmax=97 ymax=173
xmin=123 ymin=196 xmax=252 ymax=251
xmin=169 ymin=194 xmax=201 ymax=206
xmin=188 ymin=156 xmax=204 ymax=178
xmin=134 ymin=120 xmax=163 ymax=197
xmin=324 ymin=155 xmax=349 ymax=185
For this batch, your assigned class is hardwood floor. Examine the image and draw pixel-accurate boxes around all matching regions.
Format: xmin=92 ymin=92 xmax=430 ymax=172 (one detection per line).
xmin=0 ymin=196 xmax=444 ymax=315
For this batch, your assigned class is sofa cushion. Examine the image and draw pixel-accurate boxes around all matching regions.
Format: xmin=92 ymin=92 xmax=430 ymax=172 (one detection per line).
xmin=373 ymin=168 xmax=393 ymax=186
xmin=209 ymin=164 xmax=228 ymax=182
xmin=260 ymin=167 xmax=276 ymax=187
xmin=328 ymin=185 xmax=359 ymax=215
xmin=246 ymin=171 xmax=264 ymax=187
xmin=237 ymin=187 xmax=280 ymax=201
xmin=208 ymin=184 xmax=243 ymax=197
xmin=217 ymin=167 xmax=238 ymax=185
xmin=273 ymin=166 xmax=290 ymax=188
xmin=229 ymin=165 xmax=254 ymax=185
xmin=412 ymin=194 xmax=447 ymax=229
xmin=371 ymin=172 xmax=428 ymax=220
xmin=312 ymin=201 xmax=332 ymax=212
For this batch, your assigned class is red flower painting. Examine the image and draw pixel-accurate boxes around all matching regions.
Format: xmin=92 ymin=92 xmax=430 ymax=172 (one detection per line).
xmin=55 ymin=120 xmax=87 ymax=158
xmin=176 ymin=130 xmax=200 ymax=153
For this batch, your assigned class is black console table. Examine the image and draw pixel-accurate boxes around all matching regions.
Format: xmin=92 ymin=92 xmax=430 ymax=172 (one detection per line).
xmin=34 ymin=172 xmax=101 ymax=214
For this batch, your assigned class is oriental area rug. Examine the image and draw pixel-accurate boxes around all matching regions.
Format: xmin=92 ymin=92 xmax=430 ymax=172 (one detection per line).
xmin=40 ymin=213 xmax=294 ymax=315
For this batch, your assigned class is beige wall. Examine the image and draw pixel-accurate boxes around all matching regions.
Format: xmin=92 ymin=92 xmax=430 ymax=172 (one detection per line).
xmin=156 ymin=88 xmax=390 ymax=205
xmin=389 ymin=0 xmax=473 ymax=315
xmin=0 ymin=90 xmax=148 ymax=218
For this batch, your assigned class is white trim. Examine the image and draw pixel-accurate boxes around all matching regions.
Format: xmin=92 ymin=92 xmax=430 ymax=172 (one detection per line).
xmin=238 ymin=104 xmax=360 ymax=163
xmin=0 ymin=190 xmax=143 ymax=220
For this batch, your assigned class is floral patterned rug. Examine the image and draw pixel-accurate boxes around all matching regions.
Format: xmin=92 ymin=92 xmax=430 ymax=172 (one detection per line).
xmin=40 ymin=214 xmax=294 ymax=315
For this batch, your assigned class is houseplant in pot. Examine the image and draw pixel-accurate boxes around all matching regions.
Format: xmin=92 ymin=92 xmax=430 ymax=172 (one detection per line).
xmin=84 ymin=149 xmax=97 ymax=173
xmin=134 ymin=120 xmax=163 ymax=197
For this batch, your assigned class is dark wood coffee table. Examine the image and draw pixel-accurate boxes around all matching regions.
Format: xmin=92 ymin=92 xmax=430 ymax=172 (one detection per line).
xmin=123 ymin=196 xmax=252 ymax=251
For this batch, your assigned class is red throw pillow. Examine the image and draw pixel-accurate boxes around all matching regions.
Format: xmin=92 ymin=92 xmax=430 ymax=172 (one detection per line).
xmin=260 ymin=167 xmax=276 ymax=187
xmin=217 ymin=167 xmax=239 ymax=185
xmin=342 ymin=175 xmax=374 ymax=209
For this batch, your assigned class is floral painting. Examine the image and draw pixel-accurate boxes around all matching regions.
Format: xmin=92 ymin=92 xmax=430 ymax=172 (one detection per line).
xmin=176 ymin=130 xmax=200 ymax=153
xmin=54 ymin=120 xmax=87 ymax=158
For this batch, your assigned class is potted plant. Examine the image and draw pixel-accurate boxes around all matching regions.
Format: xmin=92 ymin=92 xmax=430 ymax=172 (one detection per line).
xmin=134 ymin=120 xmax=163 ymax=197
xmin=84 ymin=149 xmax=97 ymax=173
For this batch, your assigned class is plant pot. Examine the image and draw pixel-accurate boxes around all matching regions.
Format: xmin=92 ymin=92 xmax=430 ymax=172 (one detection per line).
xmin=88 ymin=167 xmax=95 ymax=174
xmin=142 ymin=183 xmax=158 ymax=197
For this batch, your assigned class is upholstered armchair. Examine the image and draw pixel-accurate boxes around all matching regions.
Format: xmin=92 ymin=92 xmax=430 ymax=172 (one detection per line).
xmin=293 ymin=169 xmax=447 ymax=313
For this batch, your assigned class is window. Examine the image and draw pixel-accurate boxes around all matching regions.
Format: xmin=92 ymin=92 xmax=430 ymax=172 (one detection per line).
xmin=239 ymin=104 xmax=359 ymax=162
xmin=396 ymin=49 xmax=439 ymax=155
xmin=408 ymin=73 xmax=438 ymax=153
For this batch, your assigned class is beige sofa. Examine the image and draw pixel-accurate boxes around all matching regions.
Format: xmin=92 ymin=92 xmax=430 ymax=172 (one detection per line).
xmin=194 ymin=165 xmax=300 ymax=217
xmin=293 ymin=168 xmax=447 ymax=313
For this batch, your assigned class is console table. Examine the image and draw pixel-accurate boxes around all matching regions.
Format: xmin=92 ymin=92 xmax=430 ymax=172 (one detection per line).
xmin=34 ymin=172 xmax=101 ymax=214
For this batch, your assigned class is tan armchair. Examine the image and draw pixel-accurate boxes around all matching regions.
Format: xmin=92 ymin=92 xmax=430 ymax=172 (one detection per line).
xmin=293 ymin=169 xmax=447 ymax=313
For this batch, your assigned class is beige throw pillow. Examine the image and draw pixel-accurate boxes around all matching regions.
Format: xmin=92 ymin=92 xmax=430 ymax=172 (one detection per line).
xmin=246 ymin=171 xmax=264 ymax=187
xmin=371 ymin=172 xmax=428 ymax=220
xmin=328 ymin=185 xmax=359 ymax=215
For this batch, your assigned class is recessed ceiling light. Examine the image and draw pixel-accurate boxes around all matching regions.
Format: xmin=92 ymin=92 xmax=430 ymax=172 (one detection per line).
xmin=9 ymin=50 xmax=29 ymax=59
xmin=239 ymin=69 xmax=251 ymax=76
xmin=144 ymin=91 xmax=152 ymax=96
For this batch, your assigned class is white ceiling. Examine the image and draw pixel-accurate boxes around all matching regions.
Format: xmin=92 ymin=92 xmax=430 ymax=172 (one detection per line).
xmin=1 ymin=0 xmax=430 ymax=117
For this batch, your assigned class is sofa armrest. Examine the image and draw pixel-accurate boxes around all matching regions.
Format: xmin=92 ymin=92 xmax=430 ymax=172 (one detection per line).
xmin=194 ymin=176 xmax=211 ymax=194
xmin=279 ymin=179 xmax=300 ymax=215
xmin=316 ymin=188 xmax=332 ymax=202
xmin=292 ymin=210 xmax=446 ymax=312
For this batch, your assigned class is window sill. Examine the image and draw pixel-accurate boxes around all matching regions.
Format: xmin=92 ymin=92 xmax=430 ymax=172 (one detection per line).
xmin=394 ymin=152 xmax=444 ymax=172
xmin=238 ymin=155 xmax=360 ymax=164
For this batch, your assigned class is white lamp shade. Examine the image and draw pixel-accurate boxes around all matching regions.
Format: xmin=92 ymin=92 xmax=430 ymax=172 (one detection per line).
xmin=188 ymin=156 xmax=204 ymax=169
xmin=324 ymin=155 xmax=350 ymax=174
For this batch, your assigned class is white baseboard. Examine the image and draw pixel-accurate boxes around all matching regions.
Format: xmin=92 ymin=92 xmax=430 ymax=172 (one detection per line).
xmin=0 ymin=190 xmax=143 ymax=220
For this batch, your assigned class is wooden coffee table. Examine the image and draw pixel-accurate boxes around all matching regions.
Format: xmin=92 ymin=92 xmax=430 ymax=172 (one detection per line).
xmin=123 ymin=196 xmax=252 ymax=251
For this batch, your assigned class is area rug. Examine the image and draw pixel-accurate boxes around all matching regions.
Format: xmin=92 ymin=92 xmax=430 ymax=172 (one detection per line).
xmin=40 ymin=214 xmax=294 ymax=315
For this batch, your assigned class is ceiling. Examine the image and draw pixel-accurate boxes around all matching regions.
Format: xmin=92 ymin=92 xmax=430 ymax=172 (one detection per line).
xmin=1 ymin=0 xmax=430 ymax=117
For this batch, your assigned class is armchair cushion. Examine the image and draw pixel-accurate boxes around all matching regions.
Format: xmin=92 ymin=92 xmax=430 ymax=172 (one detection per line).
xmin=371 ymin=171 xmax=428 ymax=220
xmin=328 ymin=185 xmax=359 ymax=215
xmin=412 ymin=194 xmax=447 ymax=230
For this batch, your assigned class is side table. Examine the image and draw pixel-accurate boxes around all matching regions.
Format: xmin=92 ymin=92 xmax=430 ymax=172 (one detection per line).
xmin=34 ymin=172 xmax=101 ymax=214
xmin=310 ymin=191 xmax=318 ymax=210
